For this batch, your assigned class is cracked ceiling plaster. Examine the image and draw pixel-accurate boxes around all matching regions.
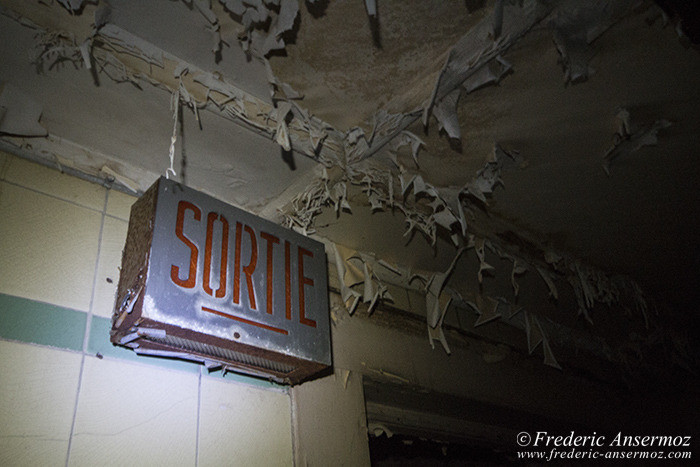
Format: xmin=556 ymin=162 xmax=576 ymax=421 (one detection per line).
xmin=1 ymin=0 xmax=699 ymax=378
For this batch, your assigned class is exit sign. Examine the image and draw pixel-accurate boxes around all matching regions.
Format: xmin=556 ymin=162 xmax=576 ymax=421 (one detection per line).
xmin=111 ymin=177 xmax=331 ymax=384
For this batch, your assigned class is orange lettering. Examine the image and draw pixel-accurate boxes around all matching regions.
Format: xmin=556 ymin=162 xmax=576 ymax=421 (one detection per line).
xmin=203 ymin=212 xmax=228 ymax=298
xmin=285 ymin=241 xmax=291 ymax=320
xmin=298 ymin=246 xmax=316 ymax=328
xmin=243 ymin=225 xmax=258 ymax=310
xmin=260 ymin=232 xmax=279 ymax=315
xmin=171 ymin=200 xmax=200 ymax=289
xmin=233 ymin=222 xmax=242 ymax=305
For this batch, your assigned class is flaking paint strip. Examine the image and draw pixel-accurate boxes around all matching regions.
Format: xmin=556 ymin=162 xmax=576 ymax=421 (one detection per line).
xmin=425 ymin=0 xmax=552 ymax=124
xmin=603 ymin=109 xmax=671 ymax=175
xmin=548 ymin=0 xmax=641 ymax=85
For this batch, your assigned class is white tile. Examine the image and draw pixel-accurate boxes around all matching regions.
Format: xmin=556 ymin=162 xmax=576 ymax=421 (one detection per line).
xmin=0 ymin=182 xmax=101 ymax=311
xmin=290 ymin=373 xmax=370 ymax=466
xmin=198 ymin=377 xmax=292 ymax=467
xmin=69 ymin=357 xmax=198 ymax=467
xmin=92 ymin=217 xmax=128 ymax=319
xmin=105 ymin=189 xmax=137 ymax=221
xmin=4 ymin=156 xmax=106 ymax=210
xmin=0 ymin=341 xmax=82 ymax=467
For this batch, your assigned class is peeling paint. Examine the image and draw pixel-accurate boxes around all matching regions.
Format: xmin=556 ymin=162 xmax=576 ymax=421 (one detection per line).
xmin=603 ymin=108 xmax=671 ymax=175
xmin=6 ymin=5 xmax=342 ymax=166
xmin=331 ymin=243 xmax=394 ymax=317
xmin=56 ymin=0 xmax=86 ymax=13
xmin=548 ymin=0 xmax=641 ymax=84
xmin=424 ymin=0 xmax=552 ymax=131
xmin=0 ymin=0 xmax=680 ymax=378
xmin=461 ymin=144 xmax=522 ymax=205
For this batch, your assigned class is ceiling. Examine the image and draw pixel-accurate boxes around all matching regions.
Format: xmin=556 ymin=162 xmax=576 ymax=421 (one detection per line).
xmin=1 ymin=0 xmax=698 ymax=377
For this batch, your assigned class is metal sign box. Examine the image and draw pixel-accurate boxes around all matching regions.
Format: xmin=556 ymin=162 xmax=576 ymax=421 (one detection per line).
xmin=111 ymin=177 xmax=331 ymax=384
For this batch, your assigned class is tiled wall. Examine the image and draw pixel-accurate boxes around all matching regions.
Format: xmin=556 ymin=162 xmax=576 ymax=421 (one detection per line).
xmin=0 ymin=152 xmax=293 ymax=466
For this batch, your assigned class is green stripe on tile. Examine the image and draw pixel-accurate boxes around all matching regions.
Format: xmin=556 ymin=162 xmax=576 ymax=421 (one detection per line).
xmin=88 ymin=316 xmax=200 ymax=374
xmin=90 ymin=316 xmax=284 ymax=387
xmin=0 ymin=293 xmax=86 ymax=351
xmin=0 ymin=292 xmax=287 ymax=386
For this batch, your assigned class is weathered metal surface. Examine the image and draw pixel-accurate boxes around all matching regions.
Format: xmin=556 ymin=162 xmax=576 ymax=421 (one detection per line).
xmin=112 ymin=177 xmax=331 ymax=384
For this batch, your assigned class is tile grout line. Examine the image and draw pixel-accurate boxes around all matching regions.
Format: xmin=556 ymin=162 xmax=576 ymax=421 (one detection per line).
xmin=82 ymin=188 xmax=109 ymax=354
xmin=1 ymin=178 xmax=110 ymax=215
xmin=105 ymin=212 xmax=129 ymax=222
xmin=289 ymin=387 xmax=300 ymax=467
xmin=64 ymin=355 xmax=86 ymax=467
xmin=195 ymin=368 xmax=203 ymax=467
xmin=2 ymin=156 xmax=135 ymax=221
xmin=65 ymin=188 xmax=109 ymax=467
